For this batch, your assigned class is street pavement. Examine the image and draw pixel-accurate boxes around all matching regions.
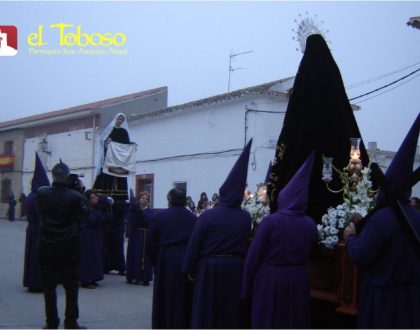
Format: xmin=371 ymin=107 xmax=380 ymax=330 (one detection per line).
xmin=0 ymin=219 xmax=153 ymax=329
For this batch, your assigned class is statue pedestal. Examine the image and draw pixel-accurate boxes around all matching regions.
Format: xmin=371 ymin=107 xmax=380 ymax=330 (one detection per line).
xmin=309 ymin=241 xmax=358 ymax=315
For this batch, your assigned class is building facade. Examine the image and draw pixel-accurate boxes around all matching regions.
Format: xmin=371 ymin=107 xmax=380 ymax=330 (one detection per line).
xmin=0 ymin=128 xmax=25 ymax=217
xmin=128 ymin=78 xmax=293 ymax=207
xmin=0 ymin=77 xmax=418 ymax=215
xmin=0 ymin=86 xmax=167 ymax=216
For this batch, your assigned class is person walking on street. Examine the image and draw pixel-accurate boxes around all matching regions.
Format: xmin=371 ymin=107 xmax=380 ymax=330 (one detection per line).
xmin=6 ymin=191 xmax=17 ymax=221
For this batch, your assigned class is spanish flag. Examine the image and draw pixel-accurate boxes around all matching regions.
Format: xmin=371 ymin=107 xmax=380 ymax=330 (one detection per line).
xmin=0 ymin=154 xmax=15 ymax=167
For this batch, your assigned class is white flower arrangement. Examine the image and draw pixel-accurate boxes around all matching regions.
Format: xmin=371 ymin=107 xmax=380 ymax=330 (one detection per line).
xmin=242 ymin=195 xmax=270 ymax=229
xmin=318 ymin=166 xmax=376 ymax=249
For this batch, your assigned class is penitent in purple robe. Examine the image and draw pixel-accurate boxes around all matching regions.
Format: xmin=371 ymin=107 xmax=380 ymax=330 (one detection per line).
xmin=23 ymin=192 xmax=42 ymax=290
xmin=183 ymin=205 xmax=251 ymax=329
xmin=242 ymin=217 xmax=318 ymax=329
xmin=23 ymin=152 xmax=50 ymax=291
xmin=346 ymin=205 xmax=420 ymax=328
xmin=242 ymin=152 xmax=318 ymax=329
xmin=183 ymin=140 xmax=252 ymax=329
xmin=79 ymin=203 xmax=110 ymax=285
xmin=126 ymin=207 xmax=153 ymax=285
xmin=147 ymin=206 xmax=197 ymax=329
xmin=346 ymin=113 xmax=420 ymax=328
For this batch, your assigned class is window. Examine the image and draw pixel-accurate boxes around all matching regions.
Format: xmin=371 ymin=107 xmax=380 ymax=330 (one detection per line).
xmin=136 ymin=173 xmax=154 ymax=208
xmin=4 ymin=141 xmax=13 ymax=154
xmin=1 ymin=178 xmax=11 ymax=203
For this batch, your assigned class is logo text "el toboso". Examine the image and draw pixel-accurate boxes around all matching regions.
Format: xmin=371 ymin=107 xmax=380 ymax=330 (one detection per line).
xmin=27 ymin=23 xmax=126 ymax=47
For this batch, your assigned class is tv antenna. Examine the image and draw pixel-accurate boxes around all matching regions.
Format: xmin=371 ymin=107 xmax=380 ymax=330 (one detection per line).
xmin=228 ymin=50 xmax=254 ymax=92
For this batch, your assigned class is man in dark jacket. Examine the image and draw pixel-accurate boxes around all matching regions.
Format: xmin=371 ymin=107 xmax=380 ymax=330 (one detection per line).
xmin=36 ymin=161 xmax=89 ymax=329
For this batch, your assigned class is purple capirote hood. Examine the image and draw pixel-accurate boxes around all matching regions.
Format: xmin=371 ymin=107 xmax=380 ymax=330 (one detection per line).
xmin=376 ymin=113 xmax=420 ymax=205
xmin=276 ymin=151 xmax=315 ymax=216
xmin=31 ymin=152 xmax=50 ymax=192
xmin=219 ymin=139 xmax=252 ymax=207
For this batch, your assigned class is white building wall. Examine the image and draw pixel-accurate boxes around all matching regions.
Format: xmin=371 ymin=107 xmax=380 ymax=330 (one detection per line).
xmin=22 ymin=129 xmax=94 ymax=194
xmin=369 ymin=148 xmax=420 ymax=199
xmin=244 ymin=100 xmax=287 ymax=189
xmin=129 ymin=96 xmax=288 ymax=207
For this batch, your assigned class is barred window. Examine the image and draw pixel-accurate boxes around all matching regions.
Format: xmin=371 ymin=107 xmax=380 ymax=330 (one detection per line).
xmin=4 ymin=141 xmax=13 ymax=154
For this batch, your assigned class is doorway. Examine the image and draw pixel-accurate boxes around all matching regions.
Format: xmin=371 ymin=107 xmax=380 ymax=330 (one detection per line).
xmin=136 ymin=173 xmax=154 ymax=208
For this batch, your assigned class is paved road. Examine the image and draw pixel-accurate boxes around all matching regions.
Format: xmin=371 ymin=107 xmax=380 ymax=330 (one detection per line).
xmin=0 ymin=219 xmax=153 ymax=329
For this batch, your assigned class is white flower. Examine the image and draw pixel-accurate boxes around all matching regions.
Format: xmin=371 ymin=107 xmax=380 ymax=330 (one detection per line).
xmin=242 ymin=195 xmax=270 ymax=226
xmin=329 ymin=209 xmax=338 ymax=218
xmin=351 ymin=204 xmax=368 ymax=217
xmin=337 ymin=210 xmax=346 ymax=217
xmin=328 ymin=227 xmax=339 ymax=235
xmin=338 ymin=218 xmax=346 ymax=228
xmin=318 ymin=166 xmax=376 ymax=249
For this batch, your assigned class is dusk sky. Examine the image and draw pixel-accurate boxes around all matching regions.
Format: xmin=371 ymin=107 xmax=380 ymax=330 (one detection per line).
xmin=1 ymin=1 xmax=419 ymax=151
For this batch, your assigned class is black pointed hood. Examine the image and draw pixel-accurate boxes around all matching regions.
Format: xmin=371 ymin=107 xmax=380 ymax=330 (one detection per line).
xmin=264 ymin=161 xmax=272 ymax=185
xmin=267 ymin=34 xmax=369 ymax=222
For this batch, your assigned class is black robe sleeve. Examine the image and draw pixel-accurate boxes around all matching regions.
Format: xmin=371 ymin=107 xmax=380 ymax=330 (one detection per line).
xmin=108 ymin=127 xmax=130 ymax=144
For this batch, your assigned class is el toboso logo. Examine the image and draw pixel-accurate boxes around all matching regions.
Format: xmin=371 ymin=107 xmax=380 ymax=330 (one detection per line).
xmin=0 ymin=25 xmax=18 ymax=56
xmin=27 ymin=23 xmax=126 ymax=47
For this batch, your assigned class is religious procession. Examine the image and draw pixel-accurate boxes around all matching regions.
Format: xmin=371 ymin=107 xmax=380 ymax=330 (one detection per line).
xmin=12 ymin=34 xmax=420 ymax=330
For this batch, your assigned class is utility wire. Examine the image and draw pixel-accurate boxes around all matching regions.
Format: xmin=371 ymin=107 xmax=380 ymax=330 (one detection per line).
xmin=349 ymin=67 xmax=420 ymax=101
xmin=346 ymin=61 xmax=420 ymax=90
xmin=354 ymin=72 xmax=420 ymax=104
xmin=137 ymin=148 xmax=243 ymax=164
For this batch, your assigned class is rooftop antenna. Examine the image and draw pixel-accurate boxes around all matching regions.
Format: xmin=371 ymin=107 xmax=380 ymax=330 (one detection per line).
xmin=228 ymin=50 xmax=254 ymax=92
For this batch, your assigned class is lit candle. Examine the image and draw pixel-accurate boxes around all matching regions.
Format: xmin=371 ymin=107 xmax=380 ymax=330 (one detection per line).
xmin=349 ymin=138 xmax=361 ymax=161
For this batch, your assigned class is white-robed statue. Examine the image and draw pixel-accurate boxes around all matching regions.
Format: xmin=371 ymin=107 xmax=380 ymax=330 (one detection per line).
xmin=93 ymin=113 xmax=137 ymax=202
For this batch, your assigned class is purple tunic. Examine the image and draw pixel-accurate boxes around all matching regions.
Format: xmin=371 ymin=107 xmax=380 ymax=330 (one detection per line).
xmin=126 ymin=207 xmax=153 ymax=284
xmin=23 ymin=192 xmax=42 ymax=289
xmin=346 ymin=204 xmax=420 ymax=328
xmin=147 ymin=206 xmax=197 ymax=329
xmin=183 ymin=204 xmax=251 ymax=329
xmin=241 ymin=212 xmax=318 ymax=329
xmin=79 ymin=205 xmax=109 ymax=284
